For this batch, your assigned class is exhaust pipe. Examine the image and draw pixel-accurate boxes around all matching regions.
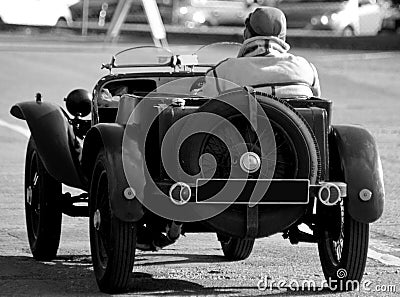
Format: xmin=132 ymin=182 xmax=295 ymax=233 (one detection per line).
xmin=169 ymin=182 xmax=191 ymax=205
xmin=318 ymin=182 xmax=342 ymax=206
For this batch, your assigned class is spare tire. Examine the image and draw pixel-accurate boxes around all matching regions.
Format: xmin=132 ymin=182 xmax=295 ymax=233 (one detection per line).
xmin=180 ymin=90 xmax=320 ymax=182
xmin=179 ymin=90 xmax=320 ymax=238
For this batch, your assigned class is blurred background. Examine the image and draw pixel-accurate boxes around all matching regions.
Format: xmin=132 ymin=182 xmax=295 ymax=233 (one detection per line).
xmin=0 ymin=0 xmax=399 ymax=45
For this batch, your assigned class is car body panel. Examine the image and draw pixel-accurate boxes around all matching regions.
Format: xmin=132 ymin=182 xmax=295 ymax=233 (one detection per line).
xmin=380 ymin=5 xmax=400 ymax=32
xmin=10 ymin=101 xmax=86 ymax=189
xmin=0 ymin=0 xmax=73 ymax=26
xmin=69 ymin=0 xmax=174 ymax=25
xmin=82 ymin=123 xmax=145 ymax=222
xmin=358 ymin=0 xmax=385 ymax=35
xmin=331 ymin=125 xmax=384 ymax=223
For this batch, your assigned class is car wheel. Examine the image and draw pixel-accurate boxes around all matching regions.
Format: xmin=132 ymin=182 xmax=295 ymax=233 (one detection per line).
xmin=317 ymin=199 xmax=369 ymax=290
xmin=89 ymin=150 xmax=136 ymax=293
xmin=55 ymin=17 xmax=68 ymax=27
xmin=342 ymin=26 xmax=355 ymax=37
xmin=218 ymin=234 xmax=254 ymax=260
xmin=25 ymin=137 xmax=62 ymax=261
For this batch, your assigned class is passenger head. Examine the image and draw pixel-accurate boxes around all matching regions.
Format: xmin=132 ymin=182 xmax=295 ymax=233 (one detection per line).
xmin=244 ymin=7 xmax=287 ymax=41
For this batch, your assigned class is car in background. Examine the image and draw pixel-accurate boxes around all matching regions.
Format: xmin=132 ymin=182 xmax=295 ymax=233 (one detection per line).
xmin=69 ymin=0 xmax=174 ymax=26
xmin=175 ymin=0 xmax=255 ymax=27
xmin=380 ymin=0 xmax=400 ymax=33
xmin=0 ymin=0 xmax=73 ymax=27
xmin=175 ymin=0 xmax=384 ymax=35
xmin=256 ymin=0 xmax=385 ymax=36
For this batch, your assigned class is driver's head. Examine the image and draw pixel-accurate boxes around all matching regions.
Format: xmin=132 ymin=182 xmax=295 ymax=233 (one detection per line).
xmin=244 ymin=7 xmax=287 ymax=41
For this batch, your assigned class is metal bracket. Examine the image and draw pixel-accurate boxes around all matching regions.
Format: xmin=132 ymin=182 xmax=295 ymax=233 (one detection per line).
xmin=246 ymin=205 xmax=258 ymax=238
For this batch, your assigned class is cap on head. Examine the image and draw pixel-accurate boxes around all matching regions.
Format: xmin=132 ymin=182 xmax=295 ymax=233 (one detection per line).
xmin=244 ymin=7 xmax=287 ymax=41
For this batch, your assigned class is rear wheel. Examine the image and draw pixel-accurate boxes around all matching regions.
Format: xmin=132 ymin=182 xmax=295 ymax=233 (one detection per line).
xmin=342 ymin=26 xmax=355 ymax=37
xmin=55 ymin=17 xmax=68 ymax=27
xmin=317 ymin=199 xmax=369 ymax=290
xmin=217 ymin=234 xmax=254 ymax=260
xmin=25 ymin=138 xmax=62 ymax=260
xmin=89 ymin=150 xmax=136 ymax=293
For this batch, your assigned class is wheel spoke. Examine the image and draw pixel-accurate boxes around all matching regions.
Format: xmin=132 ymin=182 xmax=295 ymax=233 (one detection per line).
xmin=33 ymin=172 xmax=39 ymax=187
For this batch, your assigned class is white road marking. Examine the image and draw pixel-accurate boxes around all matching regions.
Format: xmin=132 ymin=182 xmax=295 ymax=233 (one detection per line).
xmin=370 ymin=238 xmax=400 ymax=253
xmin=368 ymin=248 xmax=400 ymax=267
xmin=0 ymin=119 xmax=30 ymax=138
xmin=368 ymin=238 xmax=400 ymax=267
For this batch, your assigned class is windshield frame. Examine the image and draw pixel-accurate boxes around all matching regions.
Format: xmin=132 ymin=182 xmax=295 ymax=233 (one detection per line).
xmin=102 ymin=42 xmax=242 ymax=73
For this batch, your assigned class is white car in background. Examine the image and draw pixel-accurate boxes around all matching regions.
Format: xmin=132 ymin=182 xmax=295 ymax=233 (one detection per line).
xmin=305 ymin=0 xmax=385 ymax=36
xmin=256 ymin=0 xmax=385 ymax=36
xmin=175 ymin=0 xmax=255 ymax=27
xmin=0 ymin=0 xmax=75 ymax=27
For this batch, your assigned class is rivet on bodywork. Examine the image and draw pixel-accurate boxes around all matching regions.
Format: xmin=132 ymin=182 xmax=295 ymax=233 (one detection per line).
xmin=124 ymin=188 xmax=136 ymax=200
xmin=359 ymin=189 xmax=372 ymax=201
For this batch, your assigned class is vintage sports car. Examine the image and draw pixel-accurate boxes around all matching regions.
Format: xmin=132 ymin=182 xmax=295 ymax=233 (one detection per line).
xmin=10 ymin=43 xmax=384 ymax=293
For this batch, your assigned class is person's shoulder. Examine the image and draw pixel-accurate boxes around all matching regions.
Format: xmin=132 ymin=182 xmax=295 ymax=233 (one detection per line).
xmin=284 ymin=53 xmax=314 ymax=67
xmin=215 ymin=57 xmax=251 ymax=69
xmin=290 ymin=54 xmax=308 ymax=63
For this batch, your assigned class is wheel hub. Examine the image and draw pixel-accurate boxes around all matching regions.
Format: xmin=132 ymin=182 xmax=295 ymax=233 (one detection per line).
xmin=93 ymin=209 xmax=101 ymax=231
xmin=240 ymin=152 xmax=261 ymax=173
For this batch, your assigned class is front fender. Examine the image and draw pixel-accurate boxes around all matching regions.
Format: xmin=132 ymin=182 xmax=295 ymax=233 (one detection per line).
xmin=82 ymin=123 xmax=144 ymax=222
xmin=331 ymin=125 xmax=384 ymax=223
xmin=10 ymin=101 xmax=86 ymax=189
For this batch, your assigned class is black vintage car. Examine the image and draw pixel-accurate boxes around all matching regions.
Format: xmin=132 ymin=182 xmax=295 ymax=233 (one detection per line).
xmin=10 ymin=43 xmax=384 ymax=293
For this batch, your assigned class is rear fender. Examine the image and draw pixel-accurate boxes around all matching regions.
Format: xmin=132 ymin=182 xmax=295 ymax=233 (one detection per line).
xmin=81 ymin=123 xmax=144 ymax=222
xmin=10 ymin=101 xmax=86 ymax=189
xmin=331 ymin=125 xmax=384 ymax=223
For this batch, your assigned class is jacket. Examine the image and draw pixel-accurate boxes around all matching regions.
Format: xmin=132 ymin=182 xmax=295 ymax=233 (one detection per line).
xmin=201 ymin=36 xmax=321 ymax=99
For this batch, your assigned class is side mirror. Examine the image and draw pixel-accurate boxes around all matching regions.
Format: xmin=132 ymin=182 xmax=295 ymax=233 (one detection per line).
xmin=64 ymin=89 xmax=92 ymax=117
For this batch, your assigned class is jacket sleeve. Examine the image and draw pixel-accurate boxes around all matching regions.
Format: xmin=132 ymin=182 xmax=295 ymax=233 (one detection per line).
xmin=309 ymin=62 xmax=321 ymax=97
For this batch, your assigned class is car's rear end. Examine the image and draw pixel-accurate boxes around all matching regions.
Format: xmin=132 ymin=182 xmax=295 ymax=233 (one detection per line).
xmin=130 ymin=88 xmax=334 ymax=239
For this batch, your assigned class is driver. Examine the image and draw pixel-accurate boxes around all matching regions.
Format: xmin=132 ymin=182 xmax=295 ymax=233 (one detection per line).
xmin=201 ymin=7 xmax=321 ymax=99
